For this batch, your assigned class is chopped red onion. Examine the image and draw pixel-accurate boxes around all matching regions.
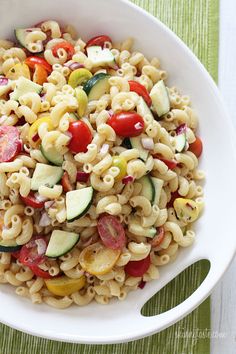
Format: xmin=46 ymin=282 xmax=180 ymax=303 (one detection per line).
xmin=108 ymin=109 xmax=114 ymax=117
xmin=44 ymin=200 xmax=55 ymax=209
xmin=138 ymin=280 xmax=146 ymax=289
xmin=122 ymin=175 xmax=134 ymax=184
xmin=26 ymin=240 xmax=35 ymax=249
xmin=176 ymin=123 xmax=187 ymax=135
xmin=0 ymin=115 xmax=7 ymax=124
xmin=64 ymin=131 xmax=72 ymax=141
xmin=32 ymin=133 xmax=39 ymax=142
xmin=134 ymin=122 xmax=143 ymax=130
xmin=40 ymin=93 xmax=46 ymax=102
xmin=141 ymin=137 xmax=154 ymax=150
xmin=76 ymin=171 xmax=90 ymax=182
xmin=39 ymin=212 xmax=51 ymax=227
xmin=0 ymin=77 xmax=9 ymax=86
xmin=100 ymin=143 xmax=109 ymax=155
xmin=64 ymin=62 xmax=85 ymax=71
xmin=35 ymin=238 xmax=47 ymax=255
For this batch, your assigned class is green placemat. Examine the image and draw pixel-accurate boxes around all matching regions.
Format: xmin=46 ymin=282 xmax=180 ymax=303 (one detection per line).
xmin=0 ymin=0 xmax=218 ymax=353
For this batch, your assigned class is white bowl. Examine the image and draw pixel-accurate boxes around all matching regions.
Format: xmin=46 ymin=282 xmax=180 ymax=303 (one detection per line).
xmin=1 ymin=0 xmax=236 ymax=344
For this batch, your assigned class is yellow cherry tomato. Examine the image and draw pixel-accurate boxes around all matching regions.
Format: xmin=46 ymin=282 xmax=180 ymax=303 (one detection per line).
xmin=79 ymin=242 xmax=120 ymax=275
xmin=6 ymin=63 xmax=31 ymax=80
xmin=112 ymin=156 xmax=127 ymax=181
xmin=28 ymin=116 xmax=53 ymax=147
xmin=75 ymin=87 xmax=88 ymax=117
xmin=45 ymin=275 xmax=86 ymax=296
xmin=173 ymin=198 xmax=199 ymax=223
xmin=68 ymin=68 xmax=92 ymax=88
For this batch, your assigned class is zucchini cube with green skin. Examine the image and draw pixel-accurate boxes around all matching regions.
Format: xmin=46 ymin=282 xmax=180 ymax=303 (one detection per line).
xmin=66 ymin=187 xmax=94 ymax=221
xmin=10 ymin=77 xmax=42 ymax=101
xmin=150 ymin=80 xmax=170 ymax=117
xmin=83 ymin=73 xmax=110 ymax=101
xmin=46 ymin=230 xmax=80 ymax=258
xmin=87 ymin=46 xmax=115 ymax=67
xmin=31 ymin=163 xmax=63 ymax=191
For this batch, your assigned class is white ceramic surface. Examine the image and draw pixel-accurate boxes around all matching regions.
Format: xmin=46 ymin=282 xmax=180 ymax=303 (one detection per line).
xmin=0 ymin=0 xmax=236 ymax=344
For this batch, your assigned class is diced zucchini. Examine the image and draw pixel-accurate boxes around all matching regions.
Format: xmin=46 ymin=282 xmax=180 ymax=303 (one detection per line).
xmin=173 ymin=132 xmax=187 ymax=152
xmin=122 ymin=135 xmax=149 ymax=162
xmin=138 ymin=175 xmax=155 ymax=204
xmin=0 ymin=239 xmax=21 ymax=253
xmin=83 ymin=73 xmax=110 ymax=101
xmin=45 ymin=230 xmax=80 ymax=258
xmin=129 ymin=223 xmax=156 ymax=238
xmin=10 ymin=77 xmax=42 ymax=101
xmin=151 ymin=177 xmax=164 ymax=205
xmin=137 ymin=97 xmax=155 ymax=120
xmin=87 ymin=46 xmax=115 ymax=67
xmin=150 ymin=80 xmax=170 ymax=117
xmin=15 ymin=28 xmax=45 ymax=53
xmin=40 ymin=145 xmax=63 ymax=166
xmin=31 ymin=163 xmax=63 ymax=191
xmin=66 ymin=187 xmax=94 ymax=221
xmin=131 ymin=136 xmax=149 ymax=162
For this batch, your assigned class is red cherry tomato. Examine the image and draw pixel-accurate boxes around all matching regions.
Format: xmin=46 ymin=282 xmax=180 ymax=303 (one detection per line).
xmin=19 ymin=236 xmax=53 ymax=279
xmin=149 ymin=226 xmax=165 ymax=247
xmin=125 ymin=255 xmax=151 ymax=277
xmin=28 ymin=264 xmax=53 ymax=279
xmin=86 ymin=35 xmax=112 ymax=50
xmin=107 ymin=112 xmax=144 ymax=137
xmin=153 ymin=155 xmax=177 ymax=170
xmin=167 ymin=191 xmax=181 ymax=208
xmin=20 ymin=192 xmax=45 ymax=209
xmin=11 ymin=250 xmax=21 ymax=259
xmin=0 ymin=126 xmax=21 ymax=162
xmin=128 ymin=80 xmax=152 ymax=107
xmin=68 ymin=121 xmax=92 ymax=153
xmin=61 ymin=171 xmax=73 ymax=192
xmin=19 ymin=236 xmax=47 ymax=267
xmin=25 ymin=56 xmax=52 ymax=73
xmin=97 ymin=215 xmax=126 ymax=250
xmin=52 ymin=41 xmax=75 ymax=60
xmin=188 ymin=137 xmax=203 ymax=158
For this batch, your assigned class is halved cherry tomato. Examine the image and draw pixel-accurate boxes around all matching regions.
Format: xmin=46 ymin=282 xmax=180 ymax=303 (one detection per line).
xmin=24 ymin=56 xmax=52 ymax=73
xmin=125 ymin=255 xmax=151 ymax=277
xmin=61 ymin=171 xmax=73 ymax=192
xmin=11 ymin=250 xmax=21 ymax=259
xmin=21 ymin=192 xmax=45 ymax=209
xmin=29 ymin=264 xmax=53 ymax=279
xmin=19 ymin=236 xmax=53 ymax=279
xmin=19 ymin=236 xmax=47 ymax=267
xmin=33 ymin=64 xmax=48 ymax=85
xmin=97 ymin=215 xmax=126 ymax=250
xmin=129 ymin=80 xmax=152 ymax=107
xmin=167 ymin=191 xmax=180 ymax=208
xmin=79 ymin=242 xmax=120 ymax=275
xmin=85 ymin=35 xmax=112 ymax=50
xmin=52 ymin=41 xmax=75 ymax=60
xmin=107 ymin=112 xmax=144 ymax=137
xmin=0 ymin=126 xmax=21 ymax=162
xmin=68 ymin=121 xmax=92 ymax=153
xmin=188 ymin=137 xmax=203 ymax=158
xmin=153 ymin=155 xmax=177 ymax=170
xmin=149 ymin=226 xmax=165 ymax=247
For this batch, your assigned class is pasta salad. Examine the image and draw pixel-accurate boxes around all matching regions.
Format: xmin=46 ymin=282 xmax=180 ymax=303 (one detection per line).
xmin=0 ymin=20 xmax=204 ymax=308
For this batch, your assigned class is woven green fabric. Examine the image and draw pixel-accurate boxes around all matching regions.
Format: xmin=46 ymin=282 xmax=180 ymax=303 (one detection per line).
xmin=0 ymin=1 xmax=218 ymax=353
